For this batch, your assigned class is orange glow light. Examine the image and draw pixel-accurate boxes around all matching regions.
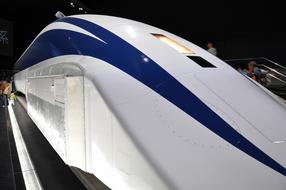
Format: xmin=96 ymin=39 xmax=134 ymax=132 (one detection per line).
xmin=152 ymin=34 xmax=193 ymax=54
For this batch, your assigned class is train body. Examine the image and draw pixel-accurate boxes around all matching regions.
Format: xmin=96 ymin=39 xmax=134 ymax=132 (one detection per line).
xmin=14 ymin=15 xmax=286 ymax=190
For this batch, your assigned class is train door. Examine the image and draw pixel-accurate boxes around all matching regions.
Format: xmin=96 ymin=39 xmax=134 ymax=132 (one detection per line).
xmin=65 ymin=76 xmax=86 ymax=171
xmin=26 ymin=64 xmax=86 ymax=170
xmin=26 ymin=75 xmax=67 ymax=160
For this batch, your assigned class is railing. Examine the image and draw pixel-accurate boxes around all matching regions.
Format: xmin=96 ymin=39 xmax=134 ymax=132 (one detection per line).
xmin=224 ymin=57 xmax=286 ymax=100
xmin=267 ymin=73 xmax=286 ymax=85
xmin=257 ymin=64 xmax=286 ymax=79
xmin=225 ymin=57 xmax=286 ymax=70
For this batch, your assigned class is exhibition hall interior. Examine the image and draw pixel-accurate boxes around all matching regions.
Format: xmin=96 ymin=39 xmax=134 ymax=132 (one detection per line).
xmin=1 ymin=0 xmax=286 ymax=190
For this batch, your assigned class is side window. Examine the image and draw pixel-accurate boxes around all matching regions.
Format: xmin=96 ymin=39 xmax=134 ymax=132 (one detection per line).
xmin=187 ymin=56 xmax=216 ymax=68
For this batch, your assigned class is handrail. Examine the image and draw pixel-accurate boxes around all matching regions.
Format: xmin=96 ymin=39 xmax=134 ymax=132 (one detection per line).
xmin=225 ymin=56 xmax=286 ymax=84
xmin=267 ymin=73 xmax=286 ymax=85
xmin=224 ymin=57 xmax=286 ymax=82
xmin=257 ymin=64 xmax=286 ymax=79
xmin=260 ymin=57 xmax=286 ymax=70
xmin=224 ymin=57 xmax=286 ymax=70
xmin=224 ymin=57 xmax=262 ymax=62
xmin=225 ymin=57 xmax=286 ymax=100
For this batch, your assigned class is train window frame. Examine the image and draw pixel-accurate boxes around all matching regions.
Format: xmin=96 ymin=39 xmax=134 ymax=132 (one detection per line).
xmin=187 ymin=56 xmax=216 ymax=68
xmin=151 ymin=33 xmax=193 ymax=54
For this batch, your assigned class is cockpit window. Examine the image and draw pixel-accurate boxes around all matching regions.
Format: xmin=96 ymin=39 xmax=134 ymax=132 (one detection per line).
xmin=151 ymin=33 xmax=193 ymax=54
xmin=187 ymin=56 xmax=216 ymax=68
xmin=151 ymin=33 xmax=215 ymax=68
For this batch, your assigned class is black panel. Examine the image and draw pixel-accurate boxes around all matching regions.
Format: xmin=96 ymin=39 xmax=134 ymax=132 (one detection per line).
xmin=187 ymin=56 xmax=216 ymax=68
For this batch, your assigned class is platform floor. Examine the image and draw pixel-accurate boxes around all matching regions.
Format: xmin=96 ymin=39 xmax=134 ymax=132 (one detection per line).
xmin=1 ymin=100 xmax=88 ymax=190
xmin=0 ymin=107 xmax=26 ymax=190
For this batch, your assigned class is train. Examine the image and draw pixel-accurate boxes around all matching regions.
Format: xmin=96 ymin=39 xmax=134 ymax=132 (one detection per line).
xmin=14 ymin=14 xmax=286 ymax=190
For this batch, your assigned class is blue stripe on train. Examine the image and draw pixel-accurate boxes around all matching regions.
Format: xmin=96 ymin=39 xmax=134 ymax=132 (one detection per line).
xmin=16 ymin=17 xmax=286 ymax=176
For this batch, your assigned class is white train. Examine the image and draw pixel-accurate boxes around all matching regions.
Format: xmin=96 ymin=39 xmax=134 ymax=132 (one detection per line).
xmin=14 ymin=15 xmax=286 ymax=190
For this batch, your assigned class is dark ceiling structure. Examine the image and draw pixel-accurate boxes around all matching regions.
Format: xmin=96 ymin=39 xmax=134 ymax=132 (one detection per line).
xmin=0 ymin=0 xmax=285 ymax=70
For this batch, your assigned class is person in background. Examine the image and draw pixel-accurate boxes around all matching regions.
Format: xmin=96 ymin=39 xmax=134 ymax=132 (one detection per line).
xmin=0 ymin=81 xmax=3 ymax=107
xmin=246 ymin=61 xmax=256 ymax=80
xmin=207 ymin=42 xmax=218 ymax=56
xmin=3 ymin=81 xmax=11 ymax=107
xmin=9 ymin=92 xmax=16 ymax=106
xmin=238 ymin=67 xmax=248 ymax=76
xmin=247 ymin=61 xmax=263 ymax=80
xmin=254 ymin=66 xmax=262 ymax=81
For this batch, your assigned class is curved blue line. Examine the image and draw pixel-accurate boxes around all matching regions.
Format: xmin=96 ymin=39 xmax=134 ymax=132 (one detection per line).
xmin=16 ymin=17 xmax=286 ymax=176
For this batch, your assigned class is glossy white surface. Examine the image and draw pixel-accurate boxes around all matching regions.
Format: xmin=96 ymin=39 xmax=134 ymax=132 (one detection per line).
xmin=14 ymin=14 xmax=286 ymax=190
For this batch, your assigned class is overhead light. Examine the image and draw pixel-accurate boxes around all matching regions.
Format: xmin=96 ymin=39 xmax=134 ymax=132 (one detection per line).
xmin=152 ymin=33 xmax=193 ymax=54
xmin=70 ymin=1 xmax=75 ymax=7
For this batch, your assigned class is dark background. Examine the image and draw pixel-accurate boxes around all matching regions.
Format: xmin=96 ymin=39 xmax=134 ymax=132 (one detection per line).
xmin=0 ymin=18 xmax=13 ymax=56
xmin=0 ymin=0 xmax=285 ymax=70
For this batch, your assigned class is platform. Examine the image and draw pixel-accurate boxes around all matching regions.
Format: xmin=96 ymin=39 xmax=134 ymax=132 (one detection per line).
xmin=0 ymin=99 xmax=88 ymax=190
xmin=0 ymin=107 xmax=25 ymax=190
